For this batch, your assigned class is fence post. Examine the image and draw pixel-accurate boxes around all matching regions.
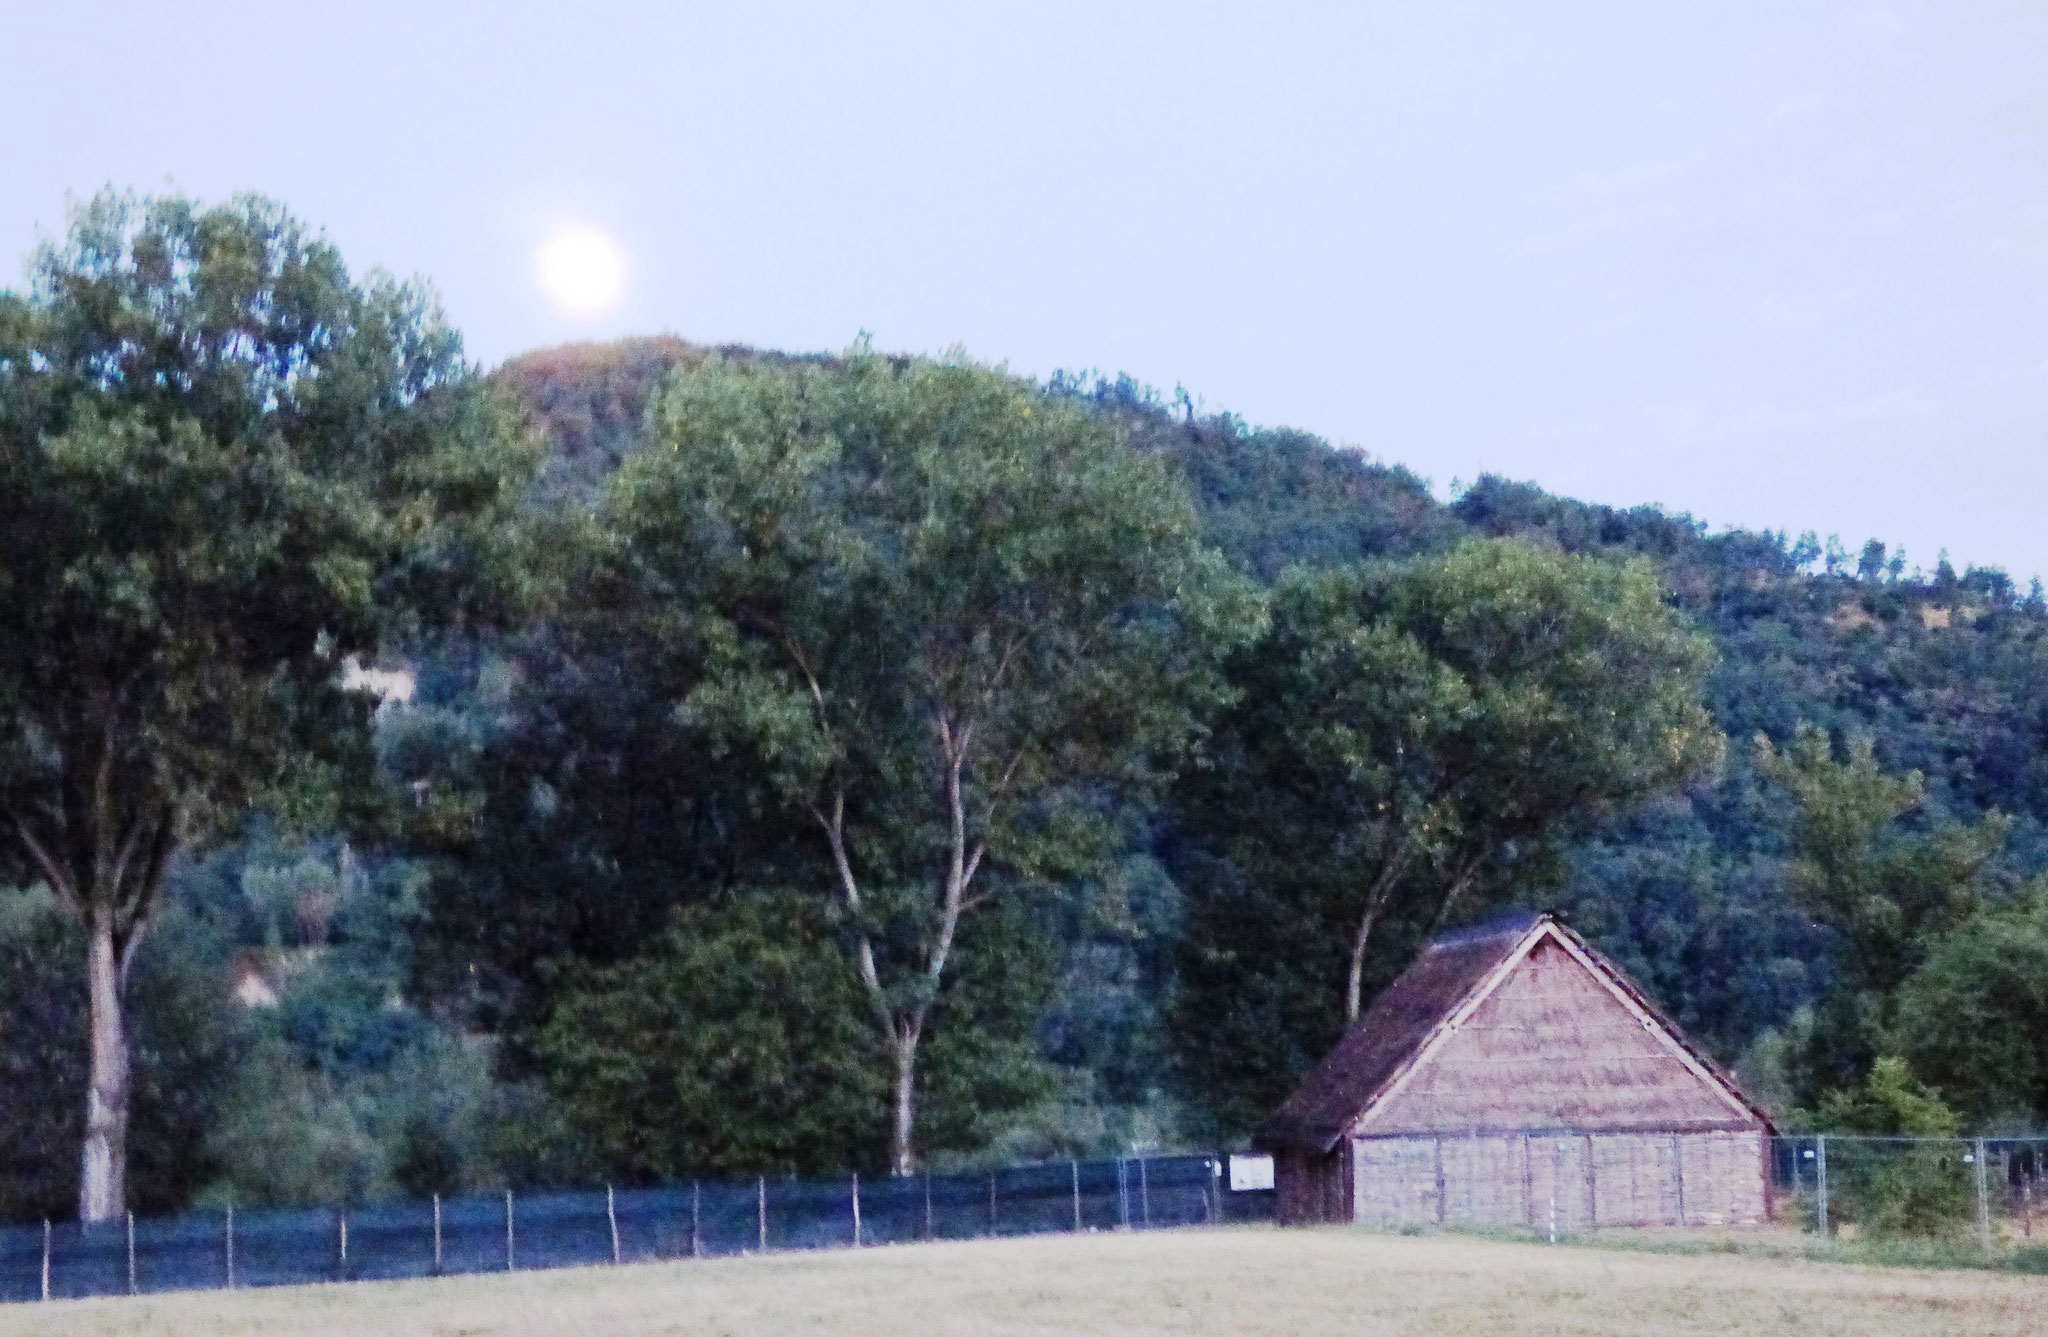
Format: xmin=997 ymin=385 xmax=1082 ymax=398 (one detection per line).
xmin=505 ymin=1189 xmax=515 ymax=1272
xmin=691 ymin=1181 xmax=701 ymax=1258
xmin=432 ymin=1194 xmax=442 ymax=1274
xmin=2024 ymin=1148 xmax=2035 ymax=1239
xmin=226 ymin=1204 xmax=235 ymax=1289
xmin=1071 ymin=1160 xmax=1082 ymax=1232
xmin=1815 ymin=1136 xmax=1829 ymax=1236
xmin=851 ymin=1173 xmax=862 ymax=1247
xmin=1138 ymin=1157 xmax=1150 ymax=1227
xmin=1206 ymin=1159 xmax=1218 ymax=1225
xmin=1540 ymin=1138 xmax=1556 ymax=1244
xmin=608 ymin=1184 xmax=622 ymax=1265
xmin=339 ymin=1209 xmax=349 ymax=1279
xmin=1468 ymin=1131 xmax=1479 ymax=1225
xmin=757 ymin=1176 xmax=766 ymax=1252
xmin=126 ymin=1211 xmax=136 ymax=1295
xmin=988 ymin=1170 xmax=997 ymax=1236
xmin=40 ymin=1219 xmax=49 ymax=1302
xmin=923 ymin=1171 xmax=933 ymax=1241
xmin=1975 ymin=1139 xmax=1992 ymax=1253
xmin=1670 ymin=1134 xmax=1687 ymax=1226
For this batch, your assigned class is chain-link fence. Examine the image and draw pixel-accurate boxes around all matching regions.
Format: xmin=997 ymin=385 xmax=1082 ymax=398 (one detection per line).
xmin=1772 ymin=1135 xmax=2048 ymax=1247
xmin=0 ymin=1154 xmax=1272 ymax=1303
xmin=1337 ymin=1128 xmax=2048 ymax=1261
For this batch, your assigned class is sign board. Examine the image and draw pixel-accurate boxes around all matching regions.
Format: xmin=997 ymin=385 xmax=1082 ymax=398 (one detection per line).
xmin=1227 ymin=1154 xmax=1275 ymax=1192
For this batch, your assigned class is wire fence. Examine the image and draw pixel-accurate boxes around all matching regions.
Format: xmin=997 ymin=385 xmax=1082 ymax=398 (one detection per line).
xmin=1773 ymin=1135 xmax=2048 ymax=1247
xmin=1344 ymin=1129 xmax=2048 ymax=1254
xmin=0 ymin=1154 xmax=1273 ymax=1303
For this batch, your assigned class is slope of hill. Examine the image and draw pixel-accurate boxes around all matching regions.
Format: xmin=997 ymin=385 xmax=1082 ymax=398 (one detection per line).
xmin=492 ymin=341 xmax=2048 ymax=1077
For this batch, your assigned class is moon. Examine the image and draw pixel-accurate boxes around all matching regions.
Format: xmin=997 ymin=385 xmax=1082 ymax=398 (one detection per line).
xmin=537 ymin=228 xmax=625 ymax=314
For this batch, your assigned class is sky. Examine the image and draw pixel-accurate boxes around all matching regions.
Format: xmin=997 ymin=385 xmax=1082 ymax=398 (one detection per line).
xmin=5 ymin=1 xmax=2047 ymax=577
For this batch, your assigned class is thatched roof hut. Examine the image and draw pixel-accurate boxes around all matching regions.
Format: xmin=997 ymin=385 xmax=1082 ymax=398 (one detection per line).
xmin=1260 ymin=913 xmax=1774 ymax=1228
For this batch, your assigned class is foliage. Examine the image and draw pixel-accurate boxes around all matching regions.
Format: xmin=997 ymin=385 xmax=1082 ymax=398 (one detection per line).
xmin=1168 ymin=537 xmax=1721 ymax=1134
xmin=1892 ymin=891 xmax=2048 ymax=1126
xmin=1806 ymin=1058 xmax=1973 ymax=1239
xmin=1755 ymin=725 xmax=2014 ymax=1102
xmin=0 ymin=888 xmax=243 ymax=1222
xmin=0 ymin=188 xmax=536 ymax=1217
xmin=603 ymin=345 xmax=1261 ymax=1170
xmin=535 ymin=892 xmax=888 ymax=1179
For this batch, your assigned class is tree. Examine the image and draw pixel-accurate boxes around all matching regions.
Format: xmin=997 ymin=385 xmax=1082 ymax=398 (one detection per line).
xmin=0 ymin=190 xmax=534 ymax=1219
xmin=535 ymin=893 xmax=888 ymax=1179
xmin=1170 ymin=538 xmax=1720 ymax=1133
xmin=0 ymin=888 xmax=244 ymax=1223
xmin=1754 ymin=725 xmax=2012 ymax=1101
xmin=1891 ymin=890 xmax=2048 ymax=1126
xmin=607 ymin=347 xmax=1259 ymax=1173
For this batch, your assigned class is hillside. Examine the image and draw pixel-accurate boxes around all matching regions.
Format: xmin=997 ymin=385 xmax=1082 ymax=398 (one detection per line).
xmin=492 ymin=339 xmax=2048 ymax=1070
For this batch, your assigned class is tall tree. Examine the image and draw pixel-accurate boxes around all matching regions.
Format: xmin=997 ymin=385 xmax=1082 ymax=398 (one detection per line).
xmin=0 ymin=191 xmax=534 ymax=1220
xmin=1754 ymin=724 xmax=2014 ymax=1102
xmin=1171 ymin=538 xmax=1720 ymax=1133
xmin=607 ymin=347 xmax=1259 ymax=1173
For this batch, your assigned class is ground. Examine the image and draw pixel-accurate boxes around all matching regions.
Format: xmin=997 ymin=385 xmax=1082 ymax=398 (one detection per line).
xmin=8 ymin=1226 xmax=2046 ymax=1337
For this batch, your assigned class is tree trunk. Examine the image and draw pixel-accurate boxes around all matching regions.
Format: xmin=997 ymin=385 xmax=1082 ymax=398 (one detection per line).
xmin=889 ymin=1029 xmax=921 ymax=1177
xmin=79 ymin=910 xmax=130 ymax=1224
xmin=1346 ymin=903 xmax=1382 ymax=1025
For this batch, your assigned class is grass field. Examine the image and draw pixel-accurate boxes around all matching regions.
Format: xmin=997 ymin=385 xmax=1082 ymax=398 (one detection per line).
xmin=8 ymin=1225 xmax=2047 ymax=1337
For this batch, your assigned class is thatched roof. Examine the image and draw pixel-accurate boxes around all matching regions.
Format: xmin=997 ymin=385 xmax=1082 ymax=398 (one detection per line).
xmin=1260 ymin=914 xmax=1542 ymax=1153
xmin=1258 ymin=913 xmax=1768 ymax=1152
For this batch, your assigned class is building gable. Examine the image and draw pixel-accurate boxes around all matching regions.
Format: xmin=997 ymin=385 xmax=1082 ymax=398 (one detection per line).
xmin=1354 ymin=927 xmax=1760 ymax=1136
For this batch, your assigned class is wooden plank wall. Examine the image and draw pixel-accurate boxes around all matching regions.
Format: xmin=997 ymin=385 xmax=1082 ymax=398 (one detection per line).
xmin=1350 ymin=1132 xmax=1767 ymax=1229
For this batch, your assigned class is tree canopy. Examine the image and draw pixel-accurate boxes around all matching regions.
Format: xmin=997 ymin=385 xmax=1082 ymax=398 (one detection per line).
xmin=0 ymin=190 xmax=535 ymax=1218
xmin=597 ymin=347 xmax=1261 ymax=1172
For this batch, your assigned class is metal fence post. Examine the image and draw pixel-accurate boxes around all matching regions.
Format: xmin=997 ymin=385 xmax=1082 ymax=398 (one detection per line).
xmin=1071 ymin=1160 xmax=1082 ymax=1232
xmin=988 ymin=1170 xmax=997 ymax=1236
xmin=226 ymin=1204 xmax=235 ymax=1289
xmin=40 ymin=1219 xmax=49 ymax=1302
xmin=1815 ymin=1136 xmax=1829 ymax=1236
xmin=126 ymin=1211 xmax=136 ymax=1295
xmin=851 ymin=1173 xmax=862 ymax=1247
xmin=339 ymin=1209 xmax=349 ymax=1279
xmin=691 ymin=1181 xmax=701 ymax=1258
xmin=1549 ymin=1140 xmax=1561 ymax=1243
xmin=1975 ymin=1139 xmax=1992 ymax=1253
xmin=505 ymin=1189 xmax=515 ymax=1271
xmin=1138 ymin=1157 xmax=1150 ymax=1227
xmin=757 ymin=1177 xmax=766 ymax=1252
xmin=608 ymin=1184 xmax=622 ymax=1264
xmin=432 ymin=1194 xmax=442 ymax=1273
xmin=923 ymin=1171 xmax=934 ymax=1241
xmin=1670 ymin=1134 xmax=1686 ymax=1226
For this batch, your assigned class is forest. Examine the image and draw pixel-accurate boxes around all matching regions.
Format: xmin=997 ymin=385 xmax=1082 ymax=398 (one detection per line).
xmin=4 ymin=192 xmax=2047 ymax=1225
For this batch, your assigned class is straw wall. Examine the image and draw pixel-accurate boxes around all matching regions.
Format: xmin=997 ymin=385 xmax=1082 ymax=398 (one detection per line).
xmin=1350 ymin=1131 xmax=1769 ymax=1230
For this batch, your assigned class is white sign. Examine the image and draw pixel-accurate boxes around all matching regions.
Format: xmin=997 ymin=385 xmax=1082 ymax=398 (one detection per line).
xmin=1228 ymin=1154 xmax=1274 ymax=1191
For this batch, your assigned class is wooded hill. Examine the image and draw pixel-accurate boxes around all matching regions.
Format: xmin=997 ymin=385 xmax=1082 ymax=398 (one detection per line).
xmin=6 ymin=198 xmax=2046 ymax=1226
xmin=493 ymin=336 xmax=2048 ymax=1138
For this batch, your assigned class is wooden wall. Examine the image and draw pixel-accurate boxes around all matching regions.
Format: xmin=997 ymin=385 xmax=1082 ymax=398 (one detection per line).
xmin=1350 ymin=1131 xmax=1769 ymax=1230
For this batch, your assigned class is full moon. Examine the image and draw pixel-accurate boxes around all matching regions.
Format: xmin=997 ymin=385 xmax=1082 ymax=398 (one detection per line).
xmin=537 ymin=228 xmax=625 ymax=313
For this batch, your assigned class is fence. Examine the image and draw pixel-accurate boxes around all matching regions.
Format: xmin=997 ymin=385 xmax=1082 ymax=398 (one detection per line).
xmin=1773 ymin=1135 xmax=2048 ymax=1247
xmin=0 ymin=1154 xmax=1272 ymax=1303
xmin=1346 ymin=1130 xmax=2048 ymax=1250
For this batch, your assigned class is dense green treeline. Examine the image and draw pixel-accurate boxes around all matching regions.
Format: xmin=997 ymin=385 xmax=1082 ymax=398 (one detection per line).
xmin=6 ymin=196 xmax=2048 ymax=1225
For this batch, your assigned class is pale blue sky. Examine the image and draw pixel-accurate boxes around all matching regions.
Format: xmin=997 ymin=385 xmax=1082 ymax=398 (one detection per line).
xmin=6 ymin=2 xmax=2047 ymax=576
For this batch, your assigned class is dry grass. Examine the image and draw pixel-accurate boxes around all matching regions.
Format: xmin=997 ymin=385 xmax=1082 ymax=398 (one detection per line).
xmin=8 ymin=1225 xmax=2046 ymax=1337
